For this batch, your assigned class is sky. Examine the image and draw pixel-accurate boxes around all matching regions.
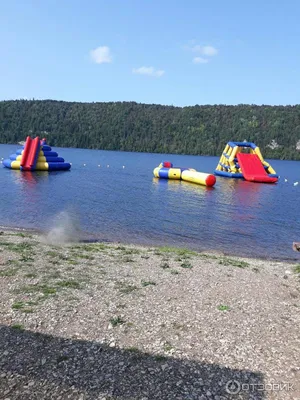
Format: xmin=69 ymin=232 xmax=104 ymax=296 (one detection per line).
xmin=1 ymin=0 xmax=300 ymax=106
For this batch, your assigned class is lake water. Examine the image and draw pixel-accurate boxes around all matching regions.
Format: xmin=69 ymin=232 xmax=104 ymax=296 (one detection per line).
xmin=1 ymin=143 xmax=299 ymax=261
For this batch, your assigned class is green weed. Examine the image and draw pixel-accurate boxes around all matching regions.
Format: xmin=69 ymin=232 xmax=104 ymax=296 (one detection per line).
xmin=294 ymin=264 xmax=300 ymax=274
xmin=217 ymin=304 xmax=230 ymax=311
xmin=141 ymin=280 xmax=156 ymax=287
xmin=219 ymin=258 xmax=249 ymax=268
xmin=110 ymin=316 xmax=125 ymax=327
xmin=11 ymin=324 xmax=24 ymax=331
xmin=180 ymin=262 xmax=193 ymax=269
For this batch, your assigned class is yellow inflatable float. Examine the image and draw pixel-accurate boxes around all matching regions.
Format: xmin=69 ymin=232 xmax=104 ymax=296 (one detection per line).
xmin=153 ymin=161 xmax=216 ymax=187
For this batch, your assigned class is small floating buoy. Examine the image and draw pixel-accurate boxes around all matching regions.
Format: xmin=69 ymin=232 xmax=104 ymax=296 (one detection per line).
xmin=107 ymin=165 xmax=109 ymax=168
xmin=284 ymin=179 xmax=288 ymax=182
xmin=294 ymin=182 xmax=298 ymax=186
xmin=122 ymin=166 xmax=125 ymax=169
xmin=98 ymin=164 xmax=101 ymax=167
xmin=83 ymin=164 xmax=86 ymax=167
xmin=70 ymin=163 xmax=72 ymax=165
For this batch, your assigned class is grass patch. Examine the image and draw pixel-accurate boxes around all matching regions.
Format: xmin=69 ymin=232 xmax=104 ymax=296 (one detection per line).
xmin=159 ymin=246 xmax=197 ymax=257
xmin=6 ymin=232 xmax=32 ymax=238
xmin=24 ymin=273 xmax=37 ymax=278
xmin=217 ymin=304 xmax=230 ymax=311
xmin=18 ymin=284 xmax=57 ymax=297
xmin=11 ymin=324 xmax=24 ymax=331
xmin=219 ymin=257 xmax=249 ymax=268
xmin=127 ymin=346 xmax=140 ymax=353
xmin=141 ymin=280 xmax=156 ymax=287
xmin=0 ymin=242 xmax=34 ymax=253
xmin=163 ymin=342 xmax=174 ymax=352
xmin=71 ymin=252 xmax=94 ymax=260
xmin=110 ymin=316 xmax=125 ymax=327
xmin=72 ymin=243 xmax=110 ymax=252
xmin=180 ymin=262 xmax=193 ymax=269
xmin=170 ymin=269 xmax=180 ymax=275
xmin=12 ymin=301 xmax=26 ymax=310
xmin=115 ymin=282 xmax=139 ymax=294
xmin=154 ymin=355 xmax=168 ymax=362
xmin=6 ymin=259 xmax=20 ymax=265
xmin=294 ymin=264 xmax=300 ymax=274
xmin=22 ymin=308 xmax=34 ymax=313
xmin=19 ymin=254 xmax=34 ymax=263
xmin=56 ymin=280 xmax=81 ymax=289
xmin=123 ymin=257 xmax=134 ymax=263
xmin=12 ymin=301 xmax=35 ymax=313
xmin=0 ymin=268 xmax=19 ymax=277
xmin=67 ymin=260 xmax=79 ymax=265
xmin=116 ymin=247 xmax=141 ymax=255
xmin=199 ymin=253 xmax=219 ymax=260
xmin=46 ymin=251 xmax=57 ymax=257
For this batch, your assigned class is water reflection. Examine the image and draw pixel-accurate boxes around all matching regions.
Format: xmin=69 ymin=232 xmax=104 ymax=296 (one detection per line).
xmin=152 ymin=177 xmax=215 ymax=195
xmin=9 ymin=171 xmax=50 ymax=227
xmin=11 ymin=170 xmax=49 ymax=187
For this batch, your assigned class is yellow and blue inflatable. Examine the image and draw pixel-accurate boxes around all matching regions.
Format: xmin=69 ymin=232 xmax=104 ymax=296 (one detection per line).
xmin=153 ymin=161 xmax=216 ymax=187
xmin=215 ymin=141 xmax=278 ymax=182
xmin=3 ymin=136 xmax=71 ymax=171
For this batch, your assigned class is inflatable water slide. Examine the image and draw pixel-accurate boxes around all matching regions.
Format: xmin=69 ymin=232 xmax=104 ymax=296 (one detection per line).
xmin=153 ymin=161 xmax=216 ymax=187
xmin=3 ymin=137 xmax=71 ymax=171
xmin=215 ymin=142 xmax=278 ymax=183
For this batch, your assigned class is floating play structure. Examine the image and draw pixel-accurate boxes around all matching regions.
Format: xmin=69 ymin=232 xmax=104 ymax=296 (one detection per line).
xmin=215 ymin=141 xmax=278 ymax=183
xmin=153 ymin=161 xmax=216 ymax=187
xmin=3 ymin=136 xmax=71 ymax=171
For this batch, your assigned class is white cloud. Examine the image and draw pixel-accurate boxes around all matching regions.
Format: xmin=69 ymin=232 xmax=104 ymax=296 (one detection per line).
xmin=132 ymin=66 xmax=165 ymax=77
xmin=193 ymin=57 xmax=208 ymax=64
xmin=90 ymin=46 xmax=112 ymax=64
xmin=202 ymin=45 xmax=218 ymax=56
xmin=191 ymin=45 xmax=218 ymax=56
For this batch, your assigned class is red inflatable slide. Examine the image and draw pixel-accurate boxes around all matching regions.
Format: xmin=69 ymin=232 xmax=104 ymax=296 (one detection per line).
xmin=20 ymin=136 xmax=41 ymax=171
xmin=237 ymin=153 xmax=278 ymax=183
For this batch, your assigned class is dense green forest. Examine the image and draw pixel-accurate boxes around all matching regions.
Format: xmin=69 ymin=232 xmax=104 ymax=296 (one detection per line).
xmin=0 ymin=100 xmax=300 ymax=160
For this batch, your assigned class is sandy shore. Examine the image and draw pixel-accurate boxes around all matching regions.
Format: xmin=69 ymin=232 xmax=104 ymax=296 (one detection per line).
xmin=0 ymin=230 xmax=299 ymax=399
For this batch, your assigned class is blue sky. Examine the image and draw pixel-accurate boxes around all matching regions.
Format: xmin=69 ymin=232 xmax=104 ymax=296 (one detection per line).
xmin=1 ymin=0 xmax=300 ymax=106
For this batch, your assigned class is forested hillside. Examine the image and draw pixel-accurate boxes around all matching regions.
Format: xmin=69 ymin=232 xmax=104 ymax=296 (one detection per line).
xmin=1 ymin=100 xmax=300 ymax=160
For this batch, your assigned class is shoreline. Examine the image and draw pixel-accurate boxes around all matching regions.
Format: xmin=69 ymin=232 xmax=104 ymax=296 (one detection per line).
xmin=0 ymin=229 xmax=299 ymax=399
xmin=0 ymin=225 xmax=298 ymax=264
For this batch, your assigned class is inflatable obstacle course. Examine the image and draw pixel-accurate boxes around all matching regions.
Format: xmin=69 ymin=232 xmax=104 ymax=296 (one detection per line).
xmin=153 ymin=161 xmax=216 ymax=187
xmin=215 ymin=142 xmax=278 ymax=183
xmin=3 ymin=137 xmax=71 ymax=171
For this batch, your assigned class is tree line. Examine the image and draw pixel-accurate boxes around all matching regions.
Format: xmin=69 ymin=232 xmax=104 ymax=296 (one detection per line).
xmin=0 ymin=100 xmax=299 ymax=160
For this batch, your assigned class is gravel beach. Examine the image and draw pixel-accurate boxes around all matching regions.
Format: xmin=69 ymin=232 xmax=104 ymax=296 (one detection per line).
xmin=0 ymin=230 xmax=299 ymax=400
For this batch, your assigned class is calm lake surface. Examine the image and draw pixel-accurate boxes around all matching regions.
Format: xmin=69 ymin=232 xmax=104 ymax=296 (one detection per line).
xmin=1 ymin=143 xmax=299 ymax=261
